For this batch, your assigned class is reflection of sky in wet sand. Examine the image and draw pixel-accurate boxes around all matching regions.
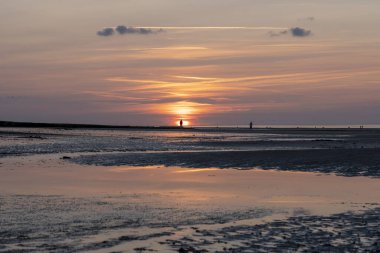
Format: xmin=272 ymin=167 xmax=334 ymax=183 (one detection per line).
xmin=1 ymin=154 xmax=380 ymax=217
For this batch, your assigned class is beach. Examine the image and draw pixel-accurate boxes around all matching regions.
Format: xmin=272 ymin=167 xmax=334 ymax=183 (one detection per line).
xmin=1 ymin=127 xmax=380 ymax=252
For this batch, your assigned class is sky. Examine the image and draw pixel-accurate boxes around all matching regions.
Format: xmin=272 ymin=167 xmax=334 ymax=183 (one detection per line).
xmin=1 ymin=0 xmax=380 ymax=126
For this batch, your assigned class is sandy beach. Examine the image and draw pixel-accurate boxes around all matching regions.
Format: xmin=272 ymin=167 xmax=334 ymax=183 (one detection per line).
xmin=1 ymin=127 xmax=380 ymax=252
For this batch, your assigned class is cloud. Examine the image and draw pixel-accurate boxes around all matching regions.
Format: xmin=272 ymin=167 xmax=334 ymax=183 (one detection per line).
xmin=290 ymin=27 xmax=312 ymax=37
xmin=269 ymin=27 xmax=312 ymax=38
xmin=115 ymin=25 xmax=163 ymax=35
xmin=97 ymin=26 xmax=164 ymax=37
xmin=97 ymin=28 xmax=114 ymax=37
xmin=269 ymin=30 xmax=288 ymax=37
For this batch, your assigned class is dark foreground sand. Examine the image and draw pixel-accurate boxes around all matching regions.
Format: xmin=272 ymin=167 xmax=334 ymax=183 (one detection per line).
xmin=162 ymin=208 xmax=380 ymax=253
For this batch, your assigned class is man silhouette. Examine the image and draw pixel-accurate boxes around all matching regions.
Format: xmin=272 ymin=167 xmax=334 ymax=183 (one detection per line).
xmin=250 ymin=121 xmax=253 ymax=129
xmin=180 ymin=119 xmax=183 ymax=128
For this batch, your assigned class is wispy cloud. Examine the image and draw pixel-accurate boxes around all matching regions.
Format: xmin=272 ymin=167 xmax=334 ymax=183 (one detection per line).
xmin=100 ymin=71 xmax=360 ymax=109
xmin=269 ymin=30 xmax=289 ymax=37
xmin=137 ymin=26 xmax=288 ymax=30
xmin=77 ymin=66 xmax=380 ymax=125
xmin=298 ymin=17 xmax=315 ymax=22
xmin=269 ymin=27 xmax=312 ymax=38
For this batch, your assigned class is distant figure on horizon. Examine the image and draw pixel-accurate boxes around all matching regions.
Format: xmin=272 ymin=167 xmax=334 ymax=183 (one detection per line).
xmin=180 ymin=119 xmax=183 ymax=128
xmin=249 ymin=121 xmax=253 ymax=129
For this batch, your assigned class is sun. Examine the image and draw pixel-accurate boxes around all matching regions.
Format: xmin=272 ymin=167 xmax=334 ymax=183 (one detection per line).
xmin=176 ymin=120 xmax=190 ymax=126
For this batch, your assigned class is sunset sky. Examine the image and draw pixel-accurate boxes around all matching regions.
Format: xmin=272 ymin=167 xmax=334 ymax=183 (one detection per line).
xmin=1 ymin=0 xmax=380 ymax=126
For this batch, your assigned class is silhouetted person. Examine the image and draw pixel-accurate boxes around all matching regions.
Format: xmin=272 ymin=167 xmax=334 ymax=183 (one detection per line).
xmin=249 ymin=121 xmax=253 ymax=129
xmin=180 ymin=119 xmax=183 ymax=128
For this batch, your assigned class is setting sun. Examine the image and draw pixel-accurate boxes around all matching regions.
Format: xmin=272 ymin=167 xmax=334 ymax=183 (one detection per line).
xmin=176 ymin=120 xmax=190 ymax=126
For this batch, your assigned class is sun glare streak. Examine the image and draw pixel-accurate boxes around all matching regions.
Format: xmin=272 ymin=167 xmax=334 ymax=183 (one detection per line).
xmin=166 ymin=101 xmax=202 ymax=118
xmin=172 ymin=76 xmax=219 ymax=81
xmin=174 ymin=168 xmax=220 ymax=173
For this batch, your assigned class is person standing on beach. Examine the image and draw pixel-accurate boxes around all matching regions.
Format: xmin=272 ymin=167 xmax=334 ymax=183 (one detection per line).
xmin=249 ymin=121 xmax=253 ymax=129
xmin=180 ymin=119 xmax=183 ymax=128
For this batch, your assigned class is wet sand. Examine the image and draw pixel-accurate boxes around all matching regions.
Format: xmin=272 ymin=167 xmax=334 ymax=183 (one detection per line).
xmin=1 ymin=127 xmax=380 ymax=252
xmin=162 ymin=208 xmax=380 ymax=253
xmin=1 ymin=153 xmax=380 ymax=252
xmin=73 ymin=148 xmax=380 ymax=178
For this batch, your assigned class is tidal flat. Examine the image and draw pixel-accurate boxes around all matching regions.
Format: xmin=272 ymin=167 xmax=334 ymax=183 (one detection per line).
xmin=1 ymin=127 xmax=380 ymax=252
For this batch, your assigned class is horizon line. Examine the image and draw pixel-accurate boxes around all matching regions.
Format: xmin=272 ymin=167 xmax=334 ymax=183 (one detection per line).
xmin=1 ymin=121 xmax=379 ymax=130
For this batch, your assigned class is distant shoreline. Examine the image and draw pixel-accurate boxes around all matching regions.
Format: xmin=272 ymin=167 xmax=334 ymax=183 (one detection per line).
xmin=0 ymin=120 xmax=379 ymax=131
xmin=0 ymin=121 xmax=187 ymax=130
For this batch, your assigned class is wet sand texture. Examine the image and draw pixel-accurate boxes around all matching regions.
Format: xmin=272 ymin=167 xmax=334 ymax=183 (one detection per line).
xmin=1 ymin=127 xmax=380 ymax=252
xmin=74 ymin=148 xmax=380 ymax=177
xmin=163 ymin=208 xmax=380 ymax=253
